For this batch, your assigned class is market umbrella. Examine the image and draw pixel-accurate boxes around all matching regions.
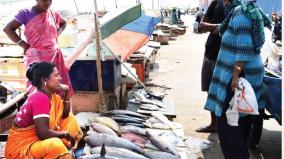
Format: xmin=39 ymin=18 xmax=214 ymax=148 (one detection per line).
xmin=65 ymin=3 xmax=162 ymax=110
xmin=101 ymin=4 xmax=162 ymax=60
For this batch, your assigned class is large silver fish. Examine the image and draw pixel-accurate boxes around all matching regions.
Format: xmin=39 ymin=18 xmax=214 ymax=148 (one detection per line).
xmin=143 ymin=151 xmax=181 ymax=159
xmin=146 ymin=131 xmax=179 ymax=156
xmin=102 ymin=110 xmax=149 ymax=119
xmin=79 ymin=154 xmax=120 ymax=159
xmin=85 ymin=132 xmax=143 ymax=154
xmin=120 ymin=122 xmax=148 ymax=128
xmin=120 ymin=125 xmax=146 ymax=136
xmin=110 ymin=116 xmax=145 ymax=124
xmin=150 ymin=123 xmax=171 ymax=130
xmin=79 ymin=144 xmax=122 ymax=159
xmin=91 ymin=123 xmax=118 ymax=136
xmin=94 ymin=117 xmax=120 ymax=134
xmin=140 ymin=104 xmax=167 ymax=112
xmin=144 ymin=141 xmax=160 ymax=151
xmin=90 ymin=147 xmax=149 ymax=159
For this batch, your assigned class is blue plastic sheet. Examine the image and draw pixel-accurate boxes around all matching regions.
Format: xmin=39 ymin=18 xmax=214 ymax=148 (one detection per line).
xmin=122 ymin=11 xmax=162 ymax=36
xmin=257 ymin=0 xmax=281 ymax=15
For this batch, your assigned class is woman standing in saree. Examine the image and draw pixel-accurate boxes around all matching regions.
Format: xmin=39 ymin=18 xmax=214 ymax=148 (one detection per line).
xmin=5 ymin=62 xmax=82 ymax=159
xmin=3 ymin=0 xmax=73 ymax=96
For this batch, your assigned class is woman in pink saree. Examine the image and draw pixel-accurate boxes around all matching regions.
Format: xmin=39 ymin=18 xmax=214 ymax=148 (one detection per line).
xmin=4 ymin=0 xmax=73 ymax=96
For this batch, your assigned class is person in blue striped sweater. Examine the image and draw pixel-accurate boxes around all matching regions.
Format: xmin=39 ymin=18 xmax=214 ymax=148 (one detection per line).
xmin=204 ymin=0 xmax=271 ymax=158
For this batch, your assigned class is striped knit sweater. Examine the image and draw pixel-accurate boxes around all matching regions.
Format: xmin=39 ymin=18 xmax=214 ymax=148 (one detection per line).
xmin=204 ymin=6 xmax=265 ymax=117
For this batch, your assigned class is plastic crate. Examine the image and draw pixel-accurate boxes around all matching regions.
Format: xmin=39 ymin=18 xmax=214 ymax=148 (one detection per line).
xmin=69 ymin=57 xmax=122 ymax=92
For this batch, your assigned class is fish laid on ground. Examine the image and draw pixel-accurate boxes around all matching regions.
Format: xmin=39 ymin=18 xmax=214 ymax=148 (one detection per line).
xmin=121 ymin=132 xmax=146 ymax=147
xmin=79 ymin=144 xmax=121 ymax=159
xmin=85 ymin=132 xmax=143 ymax=154
xmin=110 ymin=115 xmax=146 ymax=124
xmin=144 ymin=141 xmax=160 ymax=151
xmin=133 ymin=92 xmax=148 ymax=101
xmin=90 ymin=147 xmax=149 ymax=159
xmin=147 ymin=117 xmax=163 ymax=124
xmin=79 ymin=154 xmax=120 ymax=159
xmin=140 ymin=100 xmax=165 ymax=108
xmin=120 ymin=122 xmax=148 ymax=128
xmin=143 ymin=151 xmax=181 ymax=159
xmin=94 ymin=117 xmax=120 ymax=134
xmin=151 ymin=112 xmax=174 ymax=129
xmin=110 ymin=114 xmax=146 ymax=123
xmin=91 ymin=123 xmax=118 ymax=136
xmin=140 ymin=104 xmax=167 ymax=112
xmin=150 ymin=112 xmax=182 ymax=138
xmin=146 ymin=131 xmax=179 ymax=156
xmin=158 ymin=132 xmax=178 ymax=145
xmin=102 ymin=110 xmax=149 ymax=119
xmin=120 ymin=125 xmax=146 ymax=136
xmin=151 ymin=123 xmax=171 ymax=130
xmin=83 ymin=144 xmax=92 ymax=156
xmin=76 ymin=112 xmax=100 ymax=127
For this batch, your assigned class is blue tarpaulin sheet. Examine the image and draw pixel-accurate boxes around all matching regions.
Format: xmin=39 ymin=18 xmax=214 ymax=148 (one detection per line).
xmin=122 ymin=11 xmax=162 ymax=36
xmin=257 ymin=0 xmax=281 ymax=15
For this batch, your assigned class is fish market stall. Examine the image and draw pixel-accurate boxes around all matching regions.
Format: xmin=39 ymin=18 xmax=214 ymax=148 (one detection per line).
xmin=127 ymin=89 xmax=177 ymax=120
xmin=75 ymin=110 xmax=189 ymax=159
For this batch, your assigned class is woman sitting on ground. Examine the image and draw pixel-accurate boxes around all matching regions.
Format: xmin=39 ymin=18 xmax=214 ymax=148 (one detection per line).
xmin=5 ymin=62 xmax=83 ymax=159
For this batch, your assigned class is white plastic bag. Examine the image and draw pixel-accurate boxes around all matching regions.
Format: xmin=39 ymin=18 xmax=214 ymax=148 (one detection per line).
xmin=226 ymin=78 xmax=259 ymax=126
xmin=236 ymin=78 xmax=259 ymax=115
xmin=193 ymin=21 xmax=199 ymax=30
xmin=226 ymin=94 xmax=239 ymax=126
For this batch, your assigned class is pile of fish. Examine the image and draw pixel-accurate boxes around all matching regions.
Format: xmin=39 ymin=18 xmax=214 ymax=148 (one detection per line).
xmin=78 ymin=110 xmax=181 ymax=159
xmin=102 ymin=110 xmax=150 ymax=128
xmin=130 ymin=90 xmax=170 ymax=112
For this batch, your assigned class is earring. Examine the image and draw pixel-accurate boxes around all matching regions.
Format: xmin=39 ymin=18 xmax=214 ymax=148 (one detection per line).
xmin=44 ymin=82 xmax=47 ymax=86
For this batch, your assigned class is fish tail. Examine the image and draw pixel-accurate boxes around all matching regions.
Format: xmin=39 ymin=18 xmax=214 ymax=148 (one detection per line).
xmin=100 ymin=143 xmax=106 ymax=158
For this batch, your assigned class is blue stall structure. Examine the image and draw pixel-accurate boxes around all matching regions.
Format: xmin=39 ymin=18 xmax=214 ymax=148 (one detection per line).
xmin=257 ymin=0 xmax=281 ymax=15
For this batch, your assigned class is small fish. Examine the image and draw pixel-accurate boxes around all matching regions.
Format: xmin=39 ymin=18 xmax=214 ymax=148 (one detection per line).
xmin=146 ymin=131 xmax=179 ymax=156
xmin=140 ymin=104 xmax=167 ymax=112
xmin=133 ymin=92 xmax=147 ymax=101
xmin=120 ymin=125 xmax=146 ymax=136
xmin=94 ymin=117 xmax=120 ymax=134
xmin=91 ymin=123 xmax=118 ymax=136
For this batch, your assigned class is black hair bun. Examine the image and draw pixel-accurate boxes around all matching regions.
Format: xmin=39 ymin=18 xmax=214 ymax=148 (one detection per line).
xmin=26 ymin=62 xmax=39 ymax=82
